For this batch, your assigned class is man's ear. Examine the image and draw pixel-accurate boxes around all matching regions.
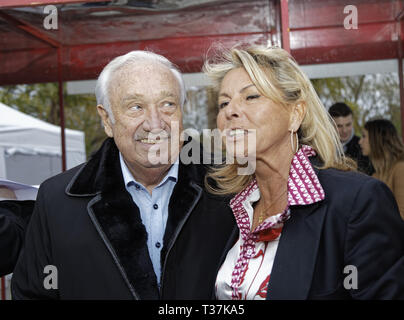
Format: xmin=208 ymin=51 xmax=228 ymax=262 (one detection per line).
xmin=289 ymin=102 xmax=307 ymax=132
xmin=97 ymin=105 xmax=114 ymax=137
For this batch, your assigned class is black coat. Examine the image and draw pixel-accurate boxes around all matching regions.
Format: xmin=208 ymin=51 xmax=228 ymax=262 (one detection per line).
xmin=11 ymin=138 xmax=236 ymax=299
xmin=0 ymin=200 xmax=34 ymax=276
xmin=217 ymin=165 xmax=404 ymax=299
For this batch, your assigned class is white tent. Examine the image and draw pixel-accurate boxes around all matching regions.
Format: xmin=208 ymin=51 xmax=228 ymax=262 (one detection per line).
xmin=0 ymin=102 xmax=86 ymax=186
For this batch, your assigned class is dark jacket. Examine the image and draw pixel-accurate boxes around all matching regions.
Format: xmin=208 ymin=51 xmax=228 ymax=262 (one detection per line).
xmin=217 ymin=165 xmax=404 ymax=299
xmin=0 ymin=200 xmax=34 ymax=276
xmin=345 ymin=135 xmax=374 ymax=175
xmin=11 ymin=138 xmax=236 ymax=299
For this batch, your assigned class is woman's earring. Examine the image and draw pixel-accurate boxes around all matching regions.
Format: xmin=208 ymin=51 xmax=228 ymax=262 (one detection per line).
xmin=290 ymin=130 xmax=299 ymax=153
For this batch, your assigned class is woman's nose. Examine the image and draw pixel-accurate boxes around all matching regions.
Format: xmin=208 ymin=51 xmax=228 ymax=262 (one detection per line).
xmin=224 ymin=99 xmax=241 ymax=119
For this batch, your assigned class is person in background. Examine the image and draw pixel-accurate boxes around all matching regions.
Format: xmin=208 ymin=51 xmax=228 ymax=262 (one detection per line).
xmin=359 ymin=119 xmax=404 ymax=219
xmin=0 ymin=186 xmax=34 ymax=276
xmin=329 ymin=102 xmax=373 ymax=175
xmin=204 ymin=45 xmax=404 ymax=299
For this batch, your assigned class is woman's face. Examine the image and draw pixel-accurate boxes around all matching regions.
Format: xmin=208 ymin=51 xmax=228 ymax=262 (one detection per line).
xmin=359 ymin=129 xmax=371 ymax=156
xmin=216 ymin=67 xmax=294 ymax=160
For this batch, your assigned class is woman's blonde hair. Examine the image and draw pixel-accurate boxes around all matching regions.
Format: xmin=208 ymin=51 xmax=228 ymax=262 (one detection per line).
xmin=203 ymin=45 xmax=354 ymax=195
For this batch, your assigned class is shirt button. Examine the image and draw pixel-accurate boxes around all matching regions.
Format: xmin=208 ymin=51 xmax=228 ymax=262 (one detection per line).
xmin=153 ymin=204 xmax=158 ymax=210
xmin=155 ymin=242 xmax=161 ymax=248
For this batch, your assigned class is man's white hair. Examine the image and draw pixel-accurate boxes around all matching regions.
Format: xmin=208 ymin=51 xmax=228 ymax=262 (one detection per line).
xmin=95 ymin=50 xmax=186 ymax=123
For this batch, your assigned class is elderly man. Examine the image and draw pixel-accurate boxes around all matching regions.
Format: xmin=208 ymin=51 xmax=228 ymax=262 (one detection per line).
xmin=11 ymin=51 xmax=235 ymax=299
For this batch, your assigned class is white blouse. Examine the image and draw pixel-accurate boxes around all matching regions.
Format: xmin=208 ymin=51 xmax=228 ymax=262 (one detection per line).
xmin=215 ymin=187 xmax=287 ymax=300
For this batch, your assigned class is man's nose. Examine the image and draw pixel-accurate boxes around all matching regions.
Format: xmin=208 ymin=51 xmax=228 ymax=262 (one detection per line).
xmin=144 ymin=106 xmax=165 ymax=132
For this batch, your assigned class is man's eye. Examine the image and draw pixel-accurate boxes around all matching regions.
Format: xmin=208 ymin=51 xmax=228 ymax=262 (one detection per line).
xmin=130 ymin=105 xmax=142 ymax=111
xmin=163 ymin=102 xmax=175 ymax=108
xmin=246 ymin=94 xmax=260 ymax=100
xmin=218 ymin=101 xmax=229 ymax=109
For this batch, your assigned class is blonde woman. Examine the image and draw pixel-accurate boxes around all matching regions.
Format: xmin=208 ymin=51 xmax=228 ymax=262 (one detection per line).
xmin=204 ymin=45 xmax=404 ymax=299
xmin=359 ymin=119 xmax=404 ymax=219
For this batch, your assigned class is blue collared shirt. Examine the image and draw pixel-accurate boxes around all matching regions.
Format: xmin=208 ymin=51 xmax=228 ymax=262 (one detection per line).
xmin=119 ymin=153 xmax=179 ymax=285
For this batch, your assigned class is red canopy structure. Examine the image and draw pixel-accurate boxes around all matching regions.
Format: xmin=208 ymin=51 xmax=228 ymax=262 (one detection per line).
xmin=1 ymin=0 xmax=402 ymax=82
xmin=0 ymin=0 xmax=403 ymax=168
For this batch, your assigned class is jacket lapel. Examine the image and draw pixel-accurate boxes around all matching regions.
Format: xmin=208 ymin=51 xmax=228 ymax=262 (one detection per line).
xmin=160 ymin=147 xmax=208 ymax=267
xmin=268 ymin=201 xmax=328 ymax=299
xmin=162 ymin=174 xmax=203 ymax=263
xmin=66 ymin=138 xmax=159 ymax=299
xmin=88 ymin=187 xmax=159 ymax=300
xmin=210 ymin=225 xmax=239 ymax=299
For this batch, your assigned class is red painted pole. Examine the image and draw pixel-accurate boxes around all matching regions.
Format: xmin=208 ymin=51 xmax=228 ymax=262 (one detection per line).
xmin=396 ymin=4 xmax=404 ymax=140
xmin=398 ymin=44 xmax=404 ymax=140
xmin=57 ymin=47 xmax=67 ymax=172
xmin=1 ymin=277 xmax=6 ymax=300
xmin=397 ymin=8 xmax=404 ymax=141
xmin=280 ymin=0 xmax=290 ymax=53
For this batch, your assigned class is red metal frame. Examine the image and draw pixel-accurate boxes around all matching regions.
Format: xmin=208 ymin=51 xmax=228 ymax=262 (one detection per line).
xmin=1 ymin=0 xmax=401 ymax=83
xmin=396 ymin=5 xmax=404 ymax=140
xmin=0 ymin=0 xmax=106 ymax=8
xmin=57 ymin=47 xmax=66 ymax=171
xmin=397 ymin=26 xmax=404 ymax=139
xmin=1 ymin=277 xmax=5 ymax=300
xmin=280 ymin=0 xmax=290 ymax=52
xmin=0 ymin=11 xmax=67 ymax=170
xmin=0 ymin=11 xmax=59 ymax=48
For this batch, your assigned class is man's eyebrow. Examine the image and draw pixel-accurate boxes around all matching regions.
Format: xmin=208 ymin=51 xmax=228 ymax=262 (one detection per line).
xmin=123 ymin=92 xmax=178 ymax=100
xmin=122 ymin=94 xmax=144 ymax=101
xmin=158 ymin=91 xmax=178 ymax=100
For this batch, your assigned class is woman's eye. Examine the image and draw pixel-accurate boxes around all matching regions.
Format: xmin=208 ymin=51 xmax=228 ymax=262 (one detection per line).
xmin=246 ymin=94 xmax=260 ymax=101
xmin=218 ymin=101 xmax=229 ymax=109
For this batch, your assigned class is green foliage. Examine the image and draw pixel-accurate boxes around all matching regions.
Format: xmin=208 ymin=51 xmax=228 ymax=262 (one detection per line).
xmin=0 ymin=83 xmax=106 ymax=158
xmin=1 ymin=74 xmax=402 ymax=159
xmin=311 ymin=73 xmax=402 ymax=136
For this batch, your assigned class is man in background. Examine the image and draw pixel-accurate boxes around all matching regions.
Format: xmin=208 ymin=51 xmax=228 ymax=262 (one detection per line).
xmin=329 ymin=102 xmax=373 ymax=175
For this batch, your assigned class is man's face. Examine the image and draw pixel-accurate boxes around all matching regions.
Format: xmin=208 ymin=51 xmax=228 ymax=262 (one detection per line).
xmin=98 ymin=62 xmax=183 ymax=173
xmin=333 ymin=114 xmax=354 ymax=143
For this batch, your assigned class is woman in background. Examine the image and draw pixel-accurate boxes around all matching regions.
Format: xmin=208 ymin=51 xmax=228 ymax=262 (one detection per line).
xmin=359 ymin=119 xmax=404 ymax=219
xmin=204 ymin=45 xmax=404 ymax=300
